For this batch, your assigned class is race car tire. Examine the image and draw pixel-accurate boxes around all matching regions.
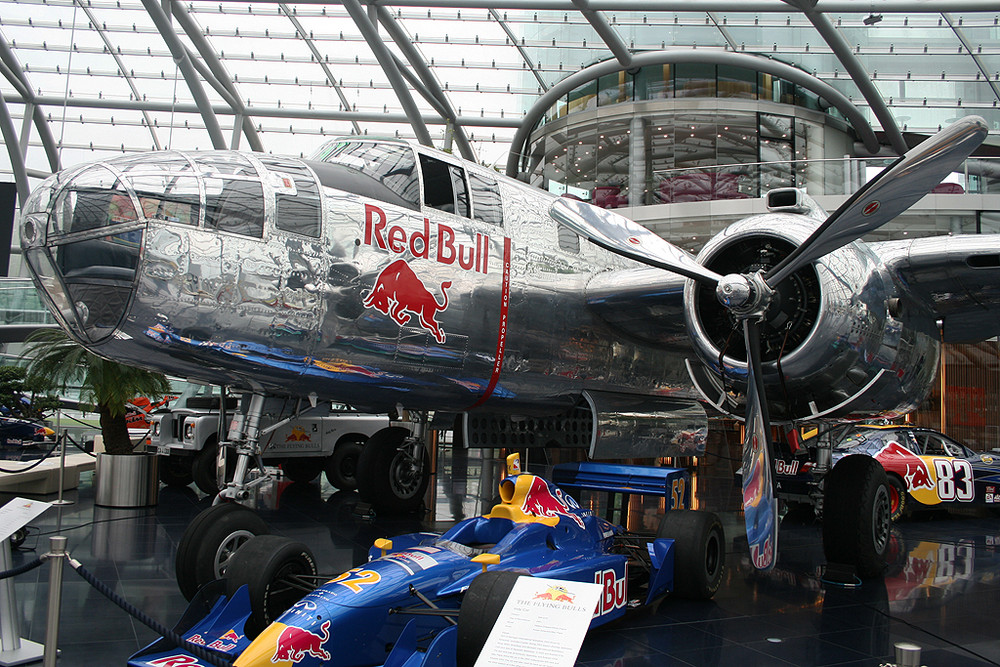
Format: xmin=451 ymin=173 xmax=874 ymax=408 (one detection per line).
xmin=356 ymin=427 xmax=429 ymax=514
xmin=158 ymin=455 xmax=193 ymax=487
xmin=822 ymin=454 xmax=891 ymax=579
xmin=656 ymin=510 xmax=725 ymax=599
xmin=324 ymin=438 xmax=365 ymax=490
xmin=281 ymin=457 xmax=322 ymax=484
xmin=456 ymin=570 xmax=526 ymax=667
xmin=175 ymin=503 xmax=269 ymax=601
xmin=886 ymin=474 xmax=908 ymax=522
xmin=225 ymin=535 xmax=318 ymax=638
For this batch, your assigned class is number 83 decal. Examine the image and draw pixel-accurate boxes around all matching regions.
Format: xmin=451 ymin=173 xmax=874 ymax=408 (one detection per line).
xmin=931 ymin=458 xmax=975 ymax=502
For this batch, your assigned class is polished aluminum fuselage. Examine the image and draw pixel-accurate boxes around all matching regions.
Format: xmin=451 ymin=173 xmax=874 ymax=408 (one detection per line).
xmin=20 ymin=148 xmax=695 ymax=415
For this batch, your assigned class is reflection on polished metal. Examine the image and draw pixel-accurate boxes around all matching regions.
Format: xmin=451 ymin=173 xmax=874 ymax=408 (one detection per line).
xmin=42 ymin=536 xmax=66 ymax=667
xmin=93 ymin=454 xmax=159 ymax=508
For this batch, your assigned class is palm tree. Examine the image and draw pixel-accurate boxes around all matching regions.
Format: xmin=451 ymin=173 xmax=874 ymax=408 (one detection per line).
xmin=21 ymin=328 xmax=171 ymax=455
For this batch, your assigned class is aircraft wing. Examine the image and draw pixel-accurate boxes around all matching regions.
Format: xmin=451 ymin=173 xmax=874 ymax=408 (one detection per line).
xmin=585 ymin=267 xmax=690 ymax=346
xmin=876 ymin=234 xmax=1000 ymax=342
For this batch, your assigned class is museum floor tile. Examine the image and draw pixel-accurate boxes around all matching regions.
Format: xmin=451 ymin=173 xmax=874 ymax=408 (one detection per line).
xmin=3 ymin=447 xmax=1000 ymax=666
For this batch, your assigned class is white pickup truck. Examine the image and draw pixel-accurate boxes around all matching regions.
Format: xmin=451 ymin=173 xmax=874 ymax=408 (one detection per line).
xmin=150 ymin=386 xmax=389 ymax=494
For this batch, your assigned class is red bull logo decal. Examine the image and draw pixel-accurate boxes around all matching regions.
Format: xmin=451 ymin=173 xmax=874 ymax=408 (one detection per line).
xmin=594 ymin=569 xmax=626 ymax=616
xmin=285 ymin=426 xmax=311 ymax=442
xmin=750 ymin=537 xmax=774 ymax=570
xmin=876 ymin=442 xmax=935 ymax=491
xmin=364 ymin=204 xmax=490 ymax=274
xmin=364 ymin=259 xmax=451 ymax=343
xmin=271 ymin=620 xmax=331 ymax=663
xmin=522 ymin=477 xmax=585 ymax=528
xmin=533 ymin=585 xmax=576 ymax=603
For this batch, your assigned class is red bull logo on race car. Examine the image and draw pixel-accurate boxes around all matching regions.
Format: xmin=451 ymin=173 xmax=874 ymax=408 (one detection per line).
xmin=522 ymin=476 xmax=586 ymax=528
xmin=875 ymin=441 xmax=936 ymax=491
xmin=271 ymin=620 xmax=331 ymax=663
xmin=533 ymin=585 xmax=576 ymax=603
xmin=594 ymin=568 xmax=627 ymax=617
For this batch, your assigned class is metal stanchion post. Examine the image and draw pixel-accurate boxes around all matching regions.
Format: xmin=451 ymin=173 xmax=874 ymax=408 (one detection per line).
xmin=51 ymin=429 xmax=72 ymax=508
xmin=0 ymin=536 xmax=43 ymax=666
xmin=42 ymin=537 xmax=66 ymax=667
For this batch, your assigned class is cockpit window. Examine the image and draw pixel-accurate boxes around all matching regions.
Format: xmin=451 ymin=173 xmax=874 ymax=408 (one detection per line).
xmin=309 ymin=140 xmax=420 ymax=211
xmin=50 ymin=165 xmax=136 ymax=236
xmin=420 ymin=154 xmax=469 ymax=217
xmin=469 ymin=172 xmax=503 ymax=226
xmin=205 ymin=178 xmax=265 ymax=238
xmin=259 ymin=157 xmax=322 ymax=239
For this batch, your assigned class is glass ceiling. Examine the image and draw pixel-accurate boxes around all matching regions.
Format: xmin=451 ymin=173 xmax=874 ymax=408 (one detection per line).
xmin=1 ymin=0 xmax=998 ymax=194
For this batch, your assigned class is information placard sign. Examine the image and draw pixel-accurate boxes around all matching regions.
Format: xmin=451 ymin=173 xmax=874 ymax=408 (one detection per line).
xmin=475 ymin=576 xmax=602 ymax=667
xmin=0 ymin=497 xmax=51 ymax=543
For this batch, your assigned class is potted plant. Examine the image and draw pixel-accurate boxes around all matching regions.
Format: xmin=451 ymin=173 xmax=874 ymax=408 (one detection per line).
xmin=22 ymin=328 xmax=171 ymax=507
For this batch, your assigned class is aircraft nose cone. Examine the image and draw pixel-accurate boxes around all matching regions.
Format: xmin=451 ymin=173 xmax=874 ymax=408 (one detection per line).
xmin=21 ymin=162 xmax=144 ymax=343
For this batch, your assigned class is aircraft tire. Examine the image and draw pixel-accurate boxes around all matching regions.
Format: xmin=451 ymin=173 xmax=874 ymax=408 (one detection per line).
xmin=456 ymin=570 xmax=525 ymax=667
xmin=656 ymin=510 xmax=725 ymax=599
xmin=356 ymin=427 xmax=429 ymax=514
xmin=175 ymin=503 xmax=269 ymax=601
xmin=325 ymin=438 xmax=365 ymax=491
xmin=158 ymin=454 xmax=193 ymax=487
xmin=225 ymin=535 xmax=317 ymax=638
xmin=822 ymin=454 xmax=890 ymax=579
xmin=281 ymin=457 xmax=322 ymax=484
xmin=886 ymin=474 xmax=908 ymax=522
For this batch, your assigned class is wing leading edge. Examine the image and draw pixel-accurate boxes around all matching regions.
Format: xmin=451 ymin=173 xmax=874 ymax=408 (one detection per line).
xmin=877 ymin=234 xmax=1000 ymax=342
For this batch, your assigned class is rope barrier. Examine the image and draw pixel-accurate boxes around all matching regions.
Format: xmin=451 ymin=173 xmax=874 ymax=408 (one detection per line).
xmin=69 ymin=559 xmax=235 ymax=667
xmin=0 ymin=556 xmax=44 ymax=580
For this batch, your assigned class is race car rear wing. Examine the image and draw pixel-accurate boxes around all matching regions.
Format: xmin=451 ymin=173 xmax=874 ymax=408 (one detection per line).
xmin=552 ymin=462 xmax=689 ymax=509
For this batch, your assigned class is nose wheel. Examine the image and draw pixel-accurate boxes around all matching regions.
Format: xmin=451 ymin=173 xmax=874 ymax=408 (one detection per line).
xmin=357 ymin=425 xmax=430 ymax=514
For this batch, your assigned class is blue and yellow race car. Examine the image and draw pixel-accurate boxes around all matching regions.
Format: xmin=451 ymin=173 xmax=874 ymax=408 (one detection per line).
xmin=129 ymin=460 xmax=724 ymax=667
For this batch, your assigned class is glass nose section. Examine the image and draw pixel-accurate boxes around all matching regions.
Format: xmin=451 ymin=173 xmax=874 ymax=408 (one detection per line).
xmin=25 ymin=163 xmax=143 ymax=344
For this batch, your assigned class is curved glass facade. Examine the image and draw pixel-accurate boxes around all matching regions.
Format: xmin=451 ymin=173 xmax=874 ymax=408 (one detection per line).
xmin=525 ymin=92 xmax=853 ymax=208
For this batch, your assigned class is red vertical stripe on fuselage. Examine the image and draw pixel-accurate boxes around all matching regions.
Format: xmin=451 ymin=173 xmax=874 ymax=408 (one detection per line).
xmin=468 ymin=236 xmax=512 ymax=408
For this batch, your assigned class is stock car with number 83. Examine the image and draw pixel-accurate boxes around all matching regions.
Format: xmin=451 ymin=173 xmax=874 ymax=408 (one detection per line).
xmin=775 ymin=425 xmax=1000 ymax=521
xmin=128 ymin=459 xmax=724 ymax=667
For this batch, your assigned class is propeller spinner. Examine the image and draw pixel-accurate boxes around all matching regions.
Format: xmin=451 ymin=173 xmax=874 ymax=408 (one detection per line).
xmin=550 ymin=115 xmax=989 ymax=571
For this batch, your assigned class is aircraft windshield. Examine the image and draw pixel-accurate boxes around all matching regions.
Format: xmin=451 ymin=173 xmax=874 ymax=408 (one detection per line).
xmin=309 ymin=140 xmax=420 ymax=211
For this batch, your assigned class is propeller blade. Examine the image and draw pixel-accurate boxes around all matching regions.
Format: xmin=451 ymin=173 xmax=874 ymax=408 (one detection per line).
xmin=741 ymin=319 xmax=778 ymax=571
xmin=766 ymin=115 xmax=988 ymax=287
xmin=549 ymin=197 xmax=723 ymax=286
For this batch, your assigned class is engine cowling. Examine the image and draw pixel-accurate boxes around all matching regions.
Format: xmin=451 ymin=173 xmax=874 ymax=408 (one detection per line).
xmin=683 ymin=209 xmax=940 ymax=423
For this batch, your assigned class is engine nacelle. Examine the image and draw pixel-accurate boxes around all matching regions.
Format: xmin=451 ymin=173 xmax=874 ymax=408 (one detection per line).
xmin=683 ymin=206 xmax=940 ymax=422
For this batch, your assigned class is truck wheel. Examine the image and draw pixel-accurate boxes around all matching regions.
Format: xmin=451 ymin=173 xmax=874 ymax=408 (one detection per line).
xmin=456 ymin=570 xmax=524 ymax=667
xmin=656 ymin=510 xmax=725 ymax=599
xmin=158 ymin=455 xmax=193 ymax=487
xmin=192 ymin=437 xmax=220 ymax=495
xmin=887 ymin=475 xmax=907 ymax=522
xmin=175 ymin=503 xmax=269 ymax=601
xmin=225 ymin=535 xmax=317 ymax=638
xmin=282 ymin=457 xmax=322 ymax=483
xmin=356 ymin=427 xmax=428 ymax=514
xmin=192 ymin=437 xmax=235 ymax=495
xmin=823 ymin=455 xmax=891 ymax=579
xmin=325 ymin=439 xmax=365 ymax=490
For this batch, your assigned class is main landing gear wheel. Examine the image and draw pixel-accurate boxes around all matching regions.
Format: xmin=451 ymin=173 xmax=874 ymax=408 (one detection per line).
xmin=456 ymin=570 xmax=525 ymax=667
xmin=657 ymin=510 xmax=726 ymax=599
xmin=886 ymin=475 xmax=908 ymax=522
xmin=225 ymin=535 xmax=318 ymax=638
xmin=356 ymin=427 xmax=429 ymax=514
xmin=158 ymin=455 xmax=193 ymax=487
xmin=175 ymin=503 xmax=269 ymax=601
xmin=823 ymin=455 xmax=891 ymax=579
xmin=325 ymin=439 xmax=365 ymax=491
